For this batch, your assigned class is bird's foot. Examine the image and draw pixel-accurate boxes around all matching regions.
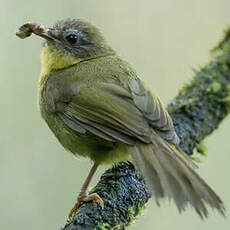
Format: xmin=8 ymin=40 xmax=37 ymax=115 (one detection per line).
xmin=68 ymin=193 xmax=104 ymax=219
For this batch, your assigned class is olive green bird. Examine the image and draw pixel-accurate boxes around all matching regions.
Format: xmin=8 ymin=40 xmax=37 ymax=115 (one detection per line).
xmin=16 ymin=19 xmax=225 ymax=219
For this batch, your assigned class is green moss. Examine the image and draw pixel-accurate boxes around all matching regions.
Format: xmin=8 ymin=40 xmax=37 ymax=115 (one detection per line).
xmin=227 ymin=85 xmax=230 ymax=95
xmin=126 ymin=206 xmax=137 ymax=227
xmin=212 ymin=26 xmax=230 ymax=52
xmin=125 ymin=206 xmax=146 ymax=229
xmin=127 ymin=206 xmax=135 ymax=219
xmin=221 ymin=83 xmax=230 ymax=111
xmin=95 ymin=205 xmax=146 ymax=230
xmin=196 ymin=141 xmax=208 ymax=156
xmin=191 ymin=156 xmax=203 ymax=163
xmin=95 ymin=223 xmax=110 ymax=230
xmin=210 ymin=82 xmax=221 ymax=93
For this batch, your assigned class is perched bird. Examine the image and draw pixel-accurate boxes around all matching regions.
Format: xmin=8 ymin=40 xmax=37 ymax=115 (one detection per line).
xmin=16 ymin=19 xmax=225 ymax=219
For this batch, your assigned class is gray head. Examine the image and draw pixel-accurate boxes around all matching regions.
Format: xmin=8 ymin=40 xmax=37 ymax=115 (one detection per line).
xmin=16 ymin=19 xmax=115 ymax=60
xmin=46 ymin=19 xmax=114 ymax=59
xmin=16 ymin=19 xmax=116 ymax=75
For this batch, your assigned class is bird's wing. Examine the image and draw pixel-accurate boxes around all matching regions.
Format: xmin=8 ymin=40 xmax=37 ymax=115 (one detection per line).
xmin=128 ymin=78 xmax=179 ymax=144
xmin=56 ymin=78 xmax=178 ymax=145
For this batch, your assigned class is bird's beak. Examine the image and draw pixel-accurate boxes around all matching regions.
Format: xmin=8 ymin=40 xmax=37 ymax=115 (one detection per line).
xmin=37 ymin=29 xmax=55 ymax=41
xmin=16 ymin=22 xmax=58 ymax=42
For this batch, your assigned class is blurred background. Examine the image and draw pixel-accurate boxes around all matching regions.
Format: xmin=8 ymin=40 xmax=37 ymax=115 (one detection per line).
xmin=1 ymin=0 xmax=230 ymax=229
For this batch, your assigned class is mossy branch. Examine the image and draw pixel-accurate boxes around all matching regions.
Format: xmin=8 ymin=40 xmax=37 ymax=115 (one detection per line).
xmin=62 ymin=28 xmax=230 ymax=230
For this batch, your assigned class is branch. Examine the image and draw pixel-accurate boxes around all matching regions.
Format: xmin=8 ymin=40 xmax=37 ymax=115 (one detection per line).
xmin=62 ymin=28 xmax=230 ymax=230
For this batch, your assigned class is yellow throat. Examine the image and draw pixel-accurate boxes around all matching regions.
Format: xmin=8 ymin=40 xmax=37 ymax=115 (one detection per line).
xmin=39 ymin=45 xmax=81 ymax=87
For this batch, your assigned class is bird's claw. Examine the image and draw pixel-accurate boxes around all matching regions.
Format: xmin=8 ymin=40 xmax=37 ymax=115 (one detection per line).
xmin=68 ymin=193 xmax=104 ymax=220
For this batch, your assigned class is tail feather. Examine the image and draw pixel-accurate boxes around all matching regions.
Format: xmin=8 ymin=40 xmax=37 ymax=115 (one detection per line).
xmin=131 ymin=145 xmax=164 ymax=205
xmin=128 ymin=133 xmax=225 ymax=219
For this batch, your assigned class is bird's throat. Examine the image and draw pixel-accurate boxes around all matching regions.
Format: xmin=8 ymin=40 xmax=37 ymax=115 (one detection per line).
xmin=39 ymin=45 xmax=81 ymax=87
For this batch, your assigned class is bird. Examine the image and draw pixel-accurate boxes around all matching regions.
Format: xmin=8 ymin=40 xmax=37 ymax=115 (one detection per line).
xmin=16 ymin=19 xmax=225 ymax=220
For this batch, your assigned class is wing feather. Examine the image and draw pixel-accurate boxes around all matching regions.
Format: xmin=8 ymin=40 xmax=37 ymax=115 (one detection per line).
xmin=56 ymin=78 xmax=178 ymax=145
xmin=129 ymin=79 xmax=179 ymax=144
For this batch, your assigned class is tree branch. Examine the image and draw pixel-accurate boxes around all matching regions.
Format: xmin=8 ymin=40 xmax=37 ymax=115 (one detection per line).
xmin=62 ymin=28 xmax=230 ymax=230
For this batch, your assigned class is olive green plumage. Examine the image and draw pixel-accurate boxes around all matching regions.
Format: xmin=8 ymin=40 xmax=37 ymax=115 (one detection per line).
xmin=36 ymin=19 xmax=225 ymax=218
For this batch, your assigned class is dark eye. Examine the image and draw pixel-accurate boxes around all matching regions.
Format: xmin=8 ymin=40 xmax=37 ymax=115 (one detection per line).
xmin=66 ymin=34 xmax=77 ymax=45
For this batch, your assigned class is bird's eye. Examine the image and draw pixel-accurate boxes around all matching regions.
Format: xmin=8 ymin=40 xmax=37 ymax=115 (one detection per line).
xmin=66 ymin=34 xmax=78 ymax=45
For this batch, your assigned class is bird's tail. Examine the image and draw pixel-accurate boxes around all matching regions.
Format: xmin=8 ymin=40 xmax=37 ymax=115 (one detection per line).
xmin=128 ymin=132 xmax=225 ymax=219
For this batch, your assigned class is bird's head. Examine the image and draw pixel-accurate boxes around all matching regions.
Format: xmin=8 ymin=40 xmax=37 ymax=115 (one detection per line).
xmin=17 ymin=19 xmax=115 ymax=76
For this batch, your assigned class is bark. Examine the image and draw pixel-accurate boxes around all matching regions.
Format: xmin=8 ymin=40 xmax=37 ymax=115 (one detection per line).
xmin=62 ymin=28 xmax=230 ymax=230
